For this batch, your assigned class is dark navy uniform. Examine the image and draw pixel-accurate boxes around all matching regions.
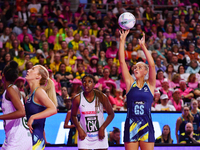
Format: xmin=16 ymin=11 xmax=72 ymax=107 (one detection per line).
xmin=124 ymin=81 xmax=155 ymax=142
xmin=191 ymin=110 xmax=200 ymax=134
xmin=25 ymin=88 xmax=46 ymax=150
xmin=179 ymin=132 xmax=200 ymax=143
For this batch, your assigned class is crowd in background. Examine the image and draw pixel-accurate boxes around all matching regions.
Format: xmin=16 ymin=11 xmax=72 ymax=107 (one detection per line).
xmin=0 ymin=0 xmax=200 ymax=144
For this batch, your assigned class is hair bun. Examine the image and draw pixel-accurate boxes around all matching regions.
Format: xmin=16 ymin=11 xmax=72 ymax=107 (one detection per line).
xmin=9 ymin=61 xmax=18 ymax=69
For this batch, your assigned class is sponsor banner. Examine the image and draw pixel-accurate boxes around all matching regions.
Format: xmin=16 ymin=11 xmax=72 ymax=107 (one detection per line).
xmin=0 ymin=112 xmax=181 ymax=144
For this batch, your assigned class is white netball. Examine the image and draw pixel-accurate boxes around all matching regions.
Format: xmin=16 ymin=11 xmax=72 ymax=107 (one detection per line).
xmin=118 ymin=12 xmax=136 ymax=30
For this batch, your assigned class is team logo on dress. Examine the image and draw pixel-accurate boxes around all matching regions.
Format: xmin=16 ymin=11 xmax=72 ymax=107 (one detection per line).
xmin=144 ymin=87 xmax=148 ymax=92
xmin=85 ymin=116 xmax=99 ymax=133
xmin=22 ymin=116 xmax=29 ymax=129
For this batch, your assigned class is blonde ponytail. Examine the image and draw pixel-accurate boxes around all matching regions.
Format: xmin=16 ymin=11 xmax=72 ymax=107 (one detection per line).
xmin=42 ymin=78 xmax=58 ymax=107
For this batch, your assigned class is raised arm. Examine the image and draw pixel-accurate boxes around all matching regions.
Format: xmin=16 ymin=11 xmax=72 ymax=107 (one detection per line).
xmin=119 ymin=30 xmax=134 ymax=92
xmin=138 ymin=33 xmax=156 ymax=90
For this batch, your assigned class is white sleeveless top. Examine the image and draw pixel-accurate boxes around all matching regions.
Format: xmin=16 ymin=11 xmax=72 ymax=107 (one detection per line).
xmin=79 ymin=91 xmax=105 ymax=141
xmin=1 ymin=85 xmax=32 ymax=150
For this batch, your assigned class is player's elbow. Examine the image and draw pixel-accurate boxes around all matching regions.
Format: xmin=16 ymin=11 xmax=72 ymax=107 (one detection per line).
xmin=18 ymin=109 xmax=26 ymax=118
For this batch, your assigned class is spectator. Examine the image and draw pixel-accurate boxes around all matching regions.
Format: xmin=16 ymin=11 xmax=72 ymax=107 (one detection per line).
xmin=74 ymin=4 xmax=85 ymax=26
xmin=8 ymin=39 xmax=21 ymax=58
xmin=155 ymin=125 xmax=173 ymax=143
xmin=18 ymin=5 xmax=30 ymax=23
xmin=115 ymin=73 xmax=126 ymax=92
xmin=106 ymin=41 xmax=118 ymax=59
xmin=159 ymin=78 xmax=174 ymax=100
xmin=27 ymin=0 xmax=41 ymax=14
xmin=171 ymin=74 xmax=181 ymax=88
xmin=86 ymin=55 xmax=99 ymax=75
xmin=65 ymin=29 xmax=74 ymax=45
xmin=5 ymin=33 xmax=18 ymax=52
xmin=163 ymin=25 xmax=176 ymax=40
xmin=68 ymin=33 xmax=83 ymax=52
xmin=187 ymin=73 xmax=198 ymax=90
xmin=81 ymin=48 xmax=91 ymax=66
xmin=0 ymin=53 xmax=12 ymax=72
xmin=89 ymin=22 xmax=99 ymax=37
xmin=164 ymin=64 xmax=176 ymax=81
xmin=22 ymin=61 xmax=33 ymax=78
xmin=80 ymin=28 xmax=90 ymax=44
xmin=143 ymin=6 xmax=154 ymax=21
xmin=13 ymin=49 xmax=28 ymax=72
xmin=178 ymin=79 xmax=193 ymax=103
xmin=44 ymin=19 xmax=55 ymax=39
xmin=74 ymin=63 xmax=86 ymax=80
xmin=175 ymin=106 xmax=194 ymax=143
xmin=39 ymin=14 xmax=49 ymax=31
xmin=63 ymin=48 xmax=76 ymax=69
xmin=17 ymin=25 xmax=33 ymax=43
xmin=42 ymin=0 xmax=57 ymax=18
xmin=112 ymin=2 xmax=126 ymax=18
xmin=178 ymin=65 xmax=190 ymax=82
xmin=180 ymin=26 xmax=189 ymax=41
xmin=33 ymin=27 xmax=42 ymax=50
xmin=94 ymin=64 xmax=103 ymax=79
xmin=69 ymin=78 xmax=82 ymax=98
xmin=26 ymin=13 xmax=38 ymax=33
xmin=156 ymin=70 xmax=165 ymax=88
xmin=57 ymin=86 xmax=70 ymax=110
xmin=21 ymin=35 xmax=35 ymax=56
xmin=30 ymin=49 xmax=46 ymax=65
xmin=48 ymin=26 xmax=58 ymax=45
xmin=155 ymin=57 xmax=166 ymax=73
xmin=0 ymin=27 xmax=10 ymax=45
xmin=186 ymin=60 xmax=200 ymax=74
xmin=179 ymin=122 xmax=200 ymax=144
xmin=113 ymin=88 xmax=124 ymax=111
xmin=197 ymin=97 xmax=200 ymax=109
xmin=190 ymin=99 xmax=200 ymax=134
xmin=152 ymin=89 xmax=161 ymax=109
xmin=155 ymin=94 xmax=176 ymax=111
xmin=62 ymin=4 xmax=73 ymax=24
xmin=55 ymin=63 xmax=73 ymax=88
xmin=130 ymin=51 xmax=138 ymax=66
xmin=49 ymin=52 xmax=62 ymax=74
xmin=169 ymin=89 xmax=184 ymax=111
xmin=108 ymin=127 xmax=120 ymax=145
xmin=14 ymin=76 xmax=27 ymax=98
xmin=171 ymin=55 xmax=181 ymax=73
xmin=104 ymin=80 xmax=116 ymax=98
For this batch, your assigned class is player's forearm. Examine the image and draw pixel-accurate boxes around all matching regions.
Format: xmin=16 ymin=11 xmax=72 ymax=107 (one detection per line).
xmin=140 ymin=43 xmax=155 ymax=67
xmin=71 ymin=115 xmax=82 ymax=131
xmin=100 ymin=112 xmax=114 ymax=129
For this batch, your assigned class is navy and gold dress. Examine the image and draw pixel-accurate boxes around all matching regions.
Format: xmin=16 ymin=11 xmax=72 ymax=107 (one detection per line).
xmin=124 ymin=81 xmax=155 ymax=142
xmin=25 ymin=88 xmax=46 ymax=150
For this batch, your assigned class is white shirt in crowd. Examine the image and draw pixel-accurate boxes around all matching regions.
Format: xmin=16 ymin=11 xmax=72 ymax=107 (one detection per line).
xmin=28 ymin=3 xmax=41 ymax=13
xmin=155 ymin=104 xmax=176 ymax=111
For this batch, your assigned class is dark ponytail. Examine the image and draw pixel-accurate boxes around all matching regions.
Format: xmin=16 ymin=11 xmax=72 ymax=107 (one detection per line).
xmin=3 ymin=60 xmax=19 ymax=83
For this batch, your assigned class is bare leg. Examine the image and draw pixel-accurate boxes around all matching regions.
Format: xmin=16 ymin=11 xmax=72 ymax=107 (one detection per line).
xmin=139 ymin=141 xmax=154 ymax=150
xmin=124 ymin=142 xmax=139 ymax=150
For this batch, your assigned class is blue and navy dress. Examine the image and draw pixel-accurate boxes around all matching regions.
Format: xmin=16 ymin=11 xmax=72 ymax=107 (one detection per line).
xmin=124 ymin=81 xmax=155 ymax=142
xmin=25 ymin=88 xmax=46 ymax=150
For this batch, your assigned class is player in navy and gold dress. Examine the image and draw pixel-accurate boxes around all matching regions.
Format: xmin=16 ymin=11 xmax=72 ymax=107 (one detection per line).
xmin=119 ymin=30 xmax=156 ymax=150
xmin=25 ymin=65 xmax=57 ymax=150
